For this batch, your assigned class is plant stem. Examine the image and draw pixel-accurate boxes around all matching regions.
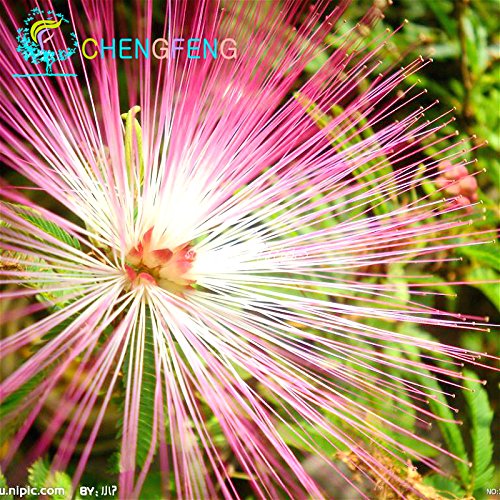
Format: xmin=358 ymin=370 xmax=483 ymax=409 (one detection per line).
xmin=456 ymin=0 xmax=474 ymax=133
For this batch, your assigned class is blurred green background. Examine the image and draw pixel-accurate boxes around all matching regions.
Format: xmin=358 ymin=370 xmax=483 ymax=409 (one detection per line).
xmin=333 ymin=1 xmax=500 ymax=497
xmin=334 ymin=1 xmax=500 ymax=497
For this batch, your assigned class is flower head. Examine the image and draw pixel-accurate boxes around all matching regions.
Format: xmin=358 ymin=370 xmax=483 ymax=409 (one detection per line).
xmin=0 ymin=1 xmax=497 ymax=499
xmin=124 ymin=227 xmax=196 ymax=290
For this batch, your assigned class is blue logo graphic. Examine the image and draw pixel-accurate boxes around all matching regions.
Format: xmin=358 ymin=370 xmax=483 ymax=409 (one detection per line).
xmin=13 ymin=8 xmax=79 ymax=78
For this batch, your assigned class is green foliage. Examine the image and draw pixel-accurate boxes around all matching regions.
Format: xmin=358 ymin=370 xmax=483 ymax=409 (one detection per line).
xmin=405 ymin=335 xmax=495 ymax=497
xmin=0 ymin=470 xmax=13 ymax=500
xmin=423 ymin=473 xmax=464 ymax=499
xmin=133 ymin=325 xmax=158 ymax=469
xmin=466 ymin=267 xmax=500 ymax=310
xmin=0 ymin=370 xmax=46 ymax=446
xmin=27 ymin=458 xmax=75 ymax=499
xmin=463 ymin=370 xmax=494 ymax=496
xmin=457 ymin=244 xmax=500 ymax=272
xmin=0 ymin=371 xmax=43 ymax=422
xmin=420 ymin=372 xmax=471 ymax=486
xmin=457 ymin=243 xmax=500 ymax=310
xmin=2 ymin=204 xmax=83 ymax=306
xmin=137 ymin=471 xmax=170 ymax=500
xmin=27 ymin=458 xmax=51 ymax=491
xmin=277 ymin=420 xmax=348 ymax=456
xmin=6 ymin=203 xmax=81 ymax=250
xmin=396 ymin=322 xmax=493 ymax=496
xmin=118 ymin=309 xmax=158 ymax=470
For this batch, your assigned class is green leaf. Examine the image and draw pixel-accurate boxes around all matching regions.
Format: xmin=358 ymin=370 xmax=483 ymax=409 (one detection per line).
xmin=0 ymin=469 xmax=13 ymax=500
xmin=0 ymin=370 xmax=46 ymax=446
xmin=45 ymin=471 xmax=74 ymax=500
xmin=276 ymin=420 xmax=348 ymax=456
xmin=136 ymin=471 xmax=171 ymax=500
xmin=423 ymin=378 xmax=470 ymax=485
xmin=404 ymin=334 xmax=495 ymax=495
xmin=0 ymin=370 xmax=45 ymax=421
xmin=422 ymin=0 xmax=457 ymax=37
xmin=423 ymin=474 xmax=464 ymax=499
xmin=457 ymin=244 xmax=500 ymax=272
xmin=466 ymin=267 xmax=500 ymax=311
xmin=118 ymin=309 xmax=158 ymax=469
xmin=28 ymin=458 xmax=50 ymax=490
xmin=463 ymin=370 xmax=494 ymax=494
xmin=7 ymin=203 xmax=81 ymax=250
xmin=27 ymin=458 xmax=74 ymax=500
xmin=405 ymin=344 xmax=470 ymax=485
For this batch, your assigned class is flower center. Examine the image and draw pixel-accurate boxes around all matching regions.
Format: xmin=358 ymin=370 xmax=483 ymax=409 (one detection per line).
xmin=124 ymin=228 xmax=196 ymax=292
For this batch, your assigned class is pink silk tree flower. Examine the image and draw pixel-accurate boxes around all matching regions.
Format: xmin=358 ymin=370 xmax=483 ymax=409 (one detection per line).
xmin=0 ymin=1 xmax=497 ymax=499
